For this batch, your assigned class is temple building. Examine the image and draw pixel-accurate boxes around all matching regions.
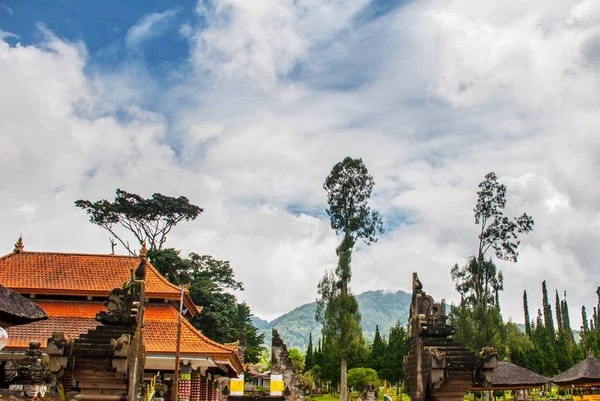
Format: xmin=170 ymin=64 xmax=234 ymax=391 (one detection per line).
xmin=552 ymin=355 xmax=600 ymax=401
xmin=0 ymin=237 xmax=243 ymax=398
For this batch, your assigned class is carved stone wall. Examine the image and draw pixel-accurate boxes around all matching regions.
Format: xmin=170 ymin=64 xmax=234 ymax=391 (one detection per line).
xmin=271 ymin=329 xmax=304 ymax=401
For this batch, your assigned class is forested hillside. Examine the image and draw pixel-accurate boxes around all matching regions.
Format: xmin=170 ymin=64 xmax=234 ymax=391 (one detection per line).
xmin=252 ymin=289 xmax=411 ymax=350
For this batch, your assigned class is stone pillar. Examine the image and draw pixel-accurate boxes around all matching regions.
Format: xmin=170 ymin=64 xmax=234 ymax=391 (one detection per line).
xmin=271 ymin=329 xmax=305 ymax=401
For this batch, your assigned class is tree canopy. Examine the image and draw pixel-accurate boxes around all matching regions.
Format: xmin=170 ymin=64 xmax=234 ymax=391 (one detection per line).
xmin=75 ymin=189 xmax=203 ymax=254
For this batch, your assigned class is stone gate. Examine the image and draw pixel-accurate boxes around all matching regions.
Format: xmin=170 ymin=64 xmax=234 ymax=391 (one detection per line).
xmin=404 ymin=273 xmax=498 ymax=401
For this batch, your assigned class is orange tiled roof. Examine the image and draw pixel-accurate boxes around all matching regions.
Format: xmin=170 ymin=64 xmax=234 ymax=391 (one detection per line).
xmin=0 ymin=251 xmax=177 ymax=296
xmin=5 ymin=301 xmax=243 ymax=373
xmin=0 ymin=251 xmax=199 ymax=315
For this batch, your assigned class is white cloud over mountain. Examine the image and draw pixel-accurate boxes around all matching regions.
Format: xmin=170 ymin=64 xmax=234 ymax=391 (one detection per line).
xmin=1 ymin=0 xmax=599 ymax=324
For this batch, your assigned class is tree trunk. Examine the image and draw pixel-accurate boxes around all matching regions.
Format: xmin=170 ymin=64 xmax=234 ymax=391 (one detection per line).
xmin=340 ymin=357 xmax=348 ymax=401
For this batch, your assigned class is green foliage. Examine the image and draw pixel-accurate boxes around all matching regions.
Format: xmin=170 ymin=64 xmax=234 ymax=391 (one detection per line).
xmin=255 ymin=386 xmax=269 ymax=395
xmin=380 ymin=322 xmax=410 ymax=386
xmin=519 ymin=282 xmax=583 ymax=376
xmin=322 ymin=157 xmax=384 ymax=246
xmin=473 ymin=172 xmax=534 ymax=263
xmin=533 ymin=316 xmax=558 ymax=376
xmin=305 ymin=334 xmax=315 ymax=373
xmin=369 ymin=326 xmax=385 ymax=373
xmin=579 ymin=291 xmax=600 ymax=357
xmin=542 ymin=281 xmax=555 ymax=343
xmin=451 ymin=258 xmax=503 ymax=312
xmin=347 ymin=368 xmax=379 ymax=392
xmin=300 ymin=371 xmax=315 ymax=394
xmin=450 ymin=303 xmax=504 ymax=354
xmin=75 ymin=189 xmax=203 ymax=254
xmin=289 ymin=348 xmax=305 ymax=373
xmin=523 ymin=290 xmax=532 ymax=337
xmin=499 ymin=322 xmax=534 ymax=368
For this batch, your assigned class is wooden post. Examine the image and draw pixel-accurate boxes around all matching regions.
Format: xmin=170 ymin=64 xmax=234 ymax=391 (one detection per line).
xmin=174 ymin=284 xmax=185 ymax=400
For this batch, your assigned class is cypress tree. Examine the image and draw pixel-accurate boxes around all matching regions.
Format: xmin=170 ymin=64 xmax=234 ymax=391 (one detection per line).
xmin=370 ymin=325 xmax=386 ymax=374
xmin=305 ymin=333 xmax=314 ymax=373
xmin=555 ymin=290 xmax=563 ymax=334
xmin=534 ymin=309 xmax=558 ymax=376
xmin=523 ymin=290 xmax=532 ymax=337
xmin=561 ymin=292 xmax=575 ymax=347
xmin=313 ymin=337 xmax=322 ymax=371
xmin=542 ymin=281 xmax=555 ymax=343
xmin=582 ymin=306 xmax=590 ymax=333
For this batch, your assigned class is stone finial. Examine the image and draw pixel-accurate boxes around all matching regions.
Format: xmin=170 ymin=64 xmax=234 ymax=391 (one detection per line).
xmin=139 ymin=241 xmax=147 ymax=259
xmin=14 ymin=236 xmax=24 ymax=253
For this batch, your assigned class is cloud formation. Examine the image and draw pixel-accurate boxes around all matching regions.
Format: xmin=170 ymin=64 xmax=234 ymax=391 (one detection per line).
xmin=1 ymin=0 xmax=599 ymax=325
xmin=125 ymin=9 xmax=180 ymax=49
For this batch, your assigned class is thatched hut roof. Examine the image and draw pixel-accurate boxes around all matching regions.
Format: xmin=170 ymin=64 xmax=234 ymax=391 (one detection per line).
xmin=552 ymin=357 xmax=600 ymax=386
xmin=491 ymin=361 xmax=548 ymax=387
xmin=0 ymin=284 xmax=47 ymax=327
xmin=472 ymin=361 xmax=548 ymax=390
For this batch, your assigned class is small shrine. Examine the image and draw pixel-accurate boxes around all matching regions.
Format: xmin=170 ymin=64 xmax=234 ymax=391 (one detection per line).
xmin=404 ymin=272 xmax=498 ymax=401
xmin=471 ymin=361 xmax=548 ymax=401
xmin=551 ymin=354 xmax=600 ymax=401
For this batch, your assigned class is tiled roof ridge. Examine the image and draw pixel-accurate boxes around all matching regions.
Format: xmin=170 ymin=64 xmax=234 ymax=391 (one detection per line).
xmin=164 ymin=304 xmax=239 ymax=354
xmin=145 ymin=261 xmax=181 ymax=293
xmin=0 ymin=252 xmax=16 ymax=261
xmin=2 ymin=250 xmax=136 ymax=259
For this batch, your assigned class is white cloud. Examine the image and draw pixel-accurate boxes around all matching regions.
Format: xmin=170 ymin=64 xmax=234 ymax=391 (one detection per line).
xmin=1 ymin=0 xmax=600 ymax=326
xmin=125 ymin=9 xmax=179 ymax=49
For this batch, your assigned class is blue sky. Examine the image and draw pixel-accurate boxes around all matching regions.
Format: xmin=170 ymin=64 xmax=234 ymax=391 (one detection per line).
xmin=1 ymin=0 xmax=599 ymax=323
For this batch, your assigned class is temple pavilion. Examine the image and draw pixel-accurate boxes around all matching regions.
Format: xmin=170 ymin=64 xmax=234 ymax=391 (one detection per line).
xmin=552 ymin=355 xmax=600 ymax=401
xmin=470 ymin=361 xmax=549 ymax=401
xmin=0 ymin=238 xmax=243 ymax=388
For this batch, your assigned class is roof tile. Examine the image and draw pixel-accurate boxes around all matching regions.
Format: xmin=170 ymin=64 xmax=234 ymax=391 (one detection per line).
xmin=4 ymin=301 xmax=243 ymax=373
xmin=0 ymin=251 xmax=179 ymax=297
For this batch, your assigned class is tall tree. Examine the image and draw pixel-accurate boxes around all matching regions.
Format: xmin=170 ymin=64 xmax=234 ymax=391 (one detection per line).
xmin=533 ymin=309 xmax=558 ymax=376
xmin=369 ymin=325 xmax=386 ymax=374
xmin=381 ymin=321 xmax=410 ymax=388
xmin=541 ymin=281 xmax=555 ymax=343
xmin=316 ymin=157 xmax=384 ymax=401
xmin=561 ymin=293 xmax=575 ymax=347
xmin=450 ymin=172 xmax=534 ymax=350
xmin=523 ymin=290 xmax=532 ymax=337
xmin=555 ymin=290 xmax=564 ymax=336
xmin=75 ymin=189 xmax=203 ymax=254
xmin=305 ymin=334 xmax=315 ymax=373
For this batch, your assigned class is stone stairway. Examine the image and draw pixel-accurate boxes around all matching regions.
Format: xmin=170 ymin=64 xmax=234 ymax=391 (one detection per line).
xmin=422 ymin=336 xmax=480 ymax=401
xmin=70 ymin=325 xmax=136 ymax=401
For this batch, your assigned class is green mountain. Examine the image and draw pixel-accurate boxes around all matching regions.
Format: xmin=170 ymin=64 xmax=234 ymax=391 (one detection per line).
xmin=251 ymin=289 xmax=412 ymax=351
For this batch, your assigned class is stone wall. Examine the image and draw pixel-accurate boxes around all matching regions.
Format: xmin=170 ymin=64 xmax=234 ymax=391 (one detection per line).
xmin=271 ymin=329 xmax=304 ymax=401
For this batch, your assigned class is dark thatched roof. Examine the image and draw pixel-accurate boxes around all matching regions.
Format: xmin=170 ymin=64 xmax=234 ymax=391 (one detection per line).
xmin=487 ymin=361 xmax=548 ymax=387
xmin=0 ymin=284 xmax=47 ymax=327
xmin=552 ymin=357 xmax=600 ymax=385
